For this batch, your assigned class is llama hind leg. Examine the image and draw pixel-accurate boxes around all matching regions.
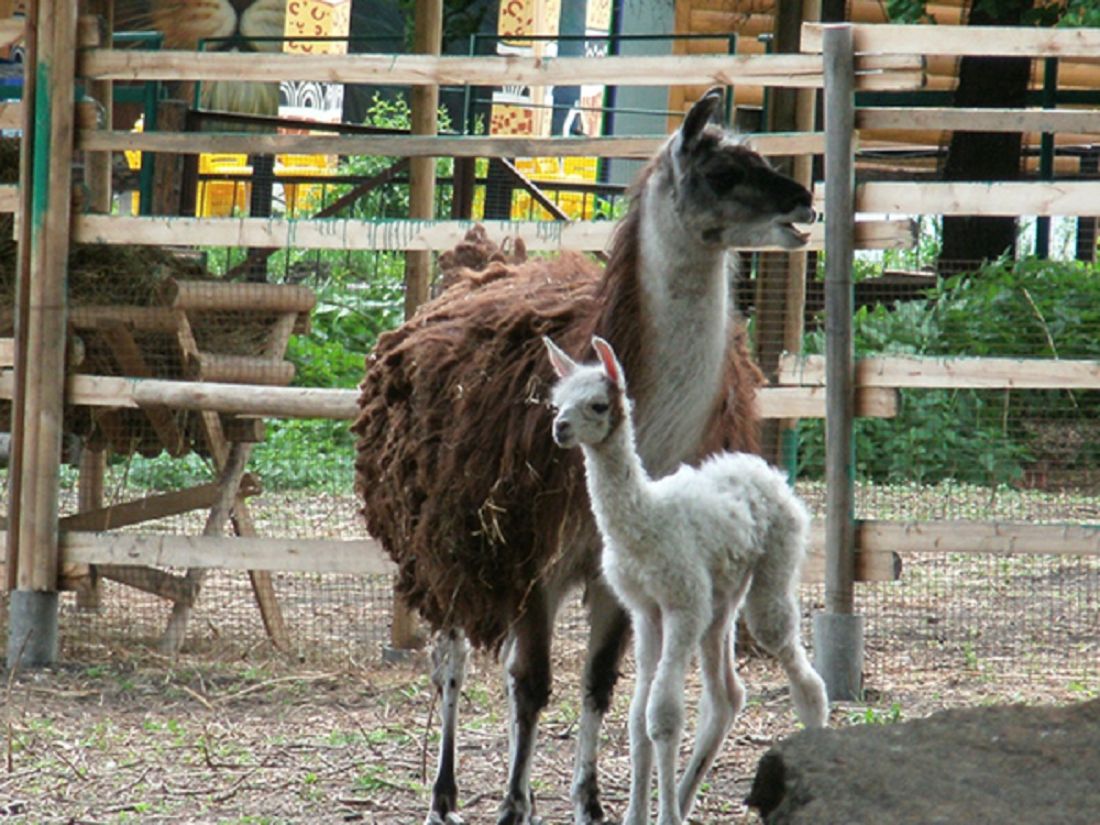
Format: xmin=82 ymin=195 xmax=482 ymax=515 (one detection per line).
xmin=624 ymin=607 xmax=661 ymax=825
xmin=744 ymin=582 xmax=828 ymax=729
xmin=498 ymin=587 xmax=555 ymax=825
xmin=572 ymin=582 xmax=631 ymax=824
xmin=427 ymin=629 xmax=470 ymax=825
xmin=676 ymin=610 xmax=744 ymax=820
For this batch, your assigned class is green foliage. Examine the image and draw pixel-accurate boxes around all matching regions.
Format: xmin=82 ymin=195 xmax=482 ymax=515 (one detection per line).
xmin=797 ymin=258 xmax=1100 ymax=486
xmin=886 ymin=0 xmax=1100 ymax=26
xmin=847 ymin=702 xmax=904 ymax=725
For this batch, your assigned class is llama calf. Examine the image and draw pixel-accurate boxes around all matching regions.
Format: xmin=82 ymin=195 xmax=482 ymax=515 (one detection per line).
xmin=544 ymin=335 xmax=828 ymax=825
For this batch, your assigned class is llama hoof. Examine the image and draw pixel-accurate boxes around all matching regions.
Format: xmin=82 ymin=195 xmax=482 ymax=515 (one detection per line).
xmin=425 ymin=813 xmax=464 ymax=825
xmin=495 ymin=812 xmax=542 ymax=825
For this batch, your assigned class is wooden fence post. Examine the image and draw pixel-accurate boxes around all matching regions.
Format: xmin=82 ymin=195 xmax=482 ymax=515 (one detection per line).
xmin=389 ymin=0 xmax=443 ymax=654
xmin=812 ymin=22 xmax=864 ymax=701
xmin=7 ymin=0 xmax=78 ymax=668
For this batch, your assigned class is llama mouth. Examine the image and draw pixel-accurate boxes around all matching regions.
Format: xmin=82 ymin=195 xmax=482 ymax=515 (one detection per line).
xmin=779 ymin=222 xmax=810 ymax=244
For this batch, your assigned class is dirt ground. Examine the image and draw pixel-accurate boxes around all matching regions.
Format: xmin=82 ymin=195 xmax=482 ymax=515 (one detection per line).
xmin=1 ymin=484 xmax=1096 ymax=823
xmin=2 ymin=629 xmax=1093 ymax=825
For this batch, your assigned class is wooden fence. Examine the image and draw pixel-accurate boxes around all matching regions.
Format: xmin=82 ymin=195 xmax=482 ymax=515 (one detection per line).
xmin=2 ymin=13 xmax=1099 ymax=662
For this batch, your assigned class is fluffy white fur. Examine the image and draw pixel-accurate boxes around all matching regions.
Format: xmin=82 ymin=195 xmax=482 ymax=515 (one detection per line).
xmin=545 ymin=335 xmax=829 ymax=825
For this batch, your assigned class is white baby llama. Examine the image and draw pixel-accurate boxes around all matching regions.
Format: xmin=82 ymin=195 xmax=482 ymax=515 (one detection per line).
xmin=544 ymin=335 xmax=829 ymax=825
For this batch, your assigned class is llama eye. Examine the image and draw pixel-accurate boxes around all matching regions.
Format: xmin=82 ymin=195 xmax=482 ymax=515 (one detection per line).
xmin=708 ymin=166 xmax=744 ymax=194
xmin=590 ymin=402 xmax=609 ymax=415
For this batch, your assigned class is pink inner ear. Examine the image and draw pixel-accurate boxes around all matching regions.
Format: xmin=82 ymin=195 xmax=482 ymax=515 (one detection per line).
xmin=593 ymin=338 xmax=621 ymax=386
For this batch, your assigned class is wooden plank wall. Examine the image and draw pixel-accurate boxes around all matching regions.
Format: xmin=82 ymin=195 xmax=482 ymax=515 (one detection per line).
xmin=670 ymin=0 xmax=1100 ymax=177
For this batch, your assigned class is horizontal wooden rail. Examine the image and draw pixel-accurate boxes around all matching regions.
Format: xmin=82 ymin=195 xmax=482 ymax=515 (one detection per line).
xmin=0 ymin=102 xmax=21 ymax=130
xmin=70 ymin=215 xmax=915 ymax=252
xmin=78 ymin=130 xmax=827 ymax=159
xmin=6 ymin=520 xmax=1094 ymax=584
xmin=858 ymin=107 xmax=1100 ymax=136
xmin=0 ymin=18 xmax=21 ymax=48
xmin=0 ymin=185 xmax=17 ymax=213
xmin=758 ymin=386 xmax=897 ymax=418
xmin=0 ymin=371 xmax=892 ymax=421
xmin=779 ymin=354 xmax=1100 ymax=390
xmin=802 ymin=22 xmax=1100 ymax=59
xmin=79 ymin=50 xmax=923 ymax=91
xmin=859 ymin=520 xmax=1100 ymax=556
xmin=816 ymin=181 xmax=1100 ymax=218
xmin=60 ymin=532 xmax=396 ymax=576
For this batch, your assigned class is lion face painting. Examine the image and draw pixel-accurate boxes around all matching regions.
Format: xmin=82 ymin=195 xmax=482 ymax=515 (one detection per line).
xmin=115 ymin=0 xmax=286 ymax=115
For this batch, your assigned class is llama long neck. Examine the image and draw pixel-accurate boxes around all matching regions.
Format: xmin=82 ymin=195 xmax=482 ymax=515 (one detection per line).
xmin=629 ymin=162 xmax=731 ymax=475
xmin=579 ymin=412 xmax=652 ymax=549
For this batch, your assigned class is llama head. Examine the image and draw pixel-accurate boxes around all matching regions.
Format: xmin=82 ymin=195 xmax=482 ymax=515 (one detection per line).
xmin=665 ymin=86 xmax=815 ymax=251
xmin=544 ymin=336 xmax=629 ymax=450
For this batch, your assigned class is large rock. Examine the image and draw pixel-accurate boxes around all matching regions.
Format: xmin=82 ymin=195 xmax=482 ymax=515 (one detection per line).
xmin=746 ymin=698 xmax=1100 ymax=825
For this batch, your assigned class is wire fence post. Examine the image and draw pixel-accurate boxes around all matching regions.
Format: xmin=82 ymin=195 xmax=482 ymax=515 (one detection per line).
xmin=812 ymin=22 xmax=864 ymax=701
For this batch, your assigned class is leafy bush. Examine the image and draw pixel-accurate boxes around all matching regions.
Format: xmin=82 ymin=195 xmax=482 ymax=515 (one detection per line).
xmin=796 ymin=258 xmax=1100 ymax=485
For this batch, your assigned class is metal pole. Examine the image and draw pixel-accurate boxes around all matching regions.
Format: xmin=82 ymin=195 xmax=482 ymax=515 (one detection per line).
xmin=812 ymin=22 xmax=863 ymax=701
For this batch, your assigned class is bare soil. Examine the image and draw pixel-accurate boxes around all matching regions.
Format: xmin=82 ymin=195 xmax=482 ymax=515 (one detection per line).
xmin=1 ymin=631 xmax=1093 ymax=825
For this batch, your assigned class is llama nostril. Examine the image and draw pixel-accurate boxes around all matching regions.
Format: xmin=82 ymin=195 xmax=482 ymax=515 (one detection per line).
xmin=554 ymin=421 xmax=572 ymax=443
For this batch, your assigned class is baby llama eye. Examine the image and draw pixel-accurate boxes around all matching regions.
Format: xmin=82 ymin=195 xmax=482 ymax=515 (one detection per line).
xmin=590 ymin=402 xmax=609 ymax=414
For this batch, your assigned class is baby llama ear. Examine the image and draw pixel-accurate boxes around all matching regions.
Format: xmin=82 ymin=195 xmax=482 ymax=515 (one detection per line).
xmin=543 ymin=336 xmax=577 ymax=379
xmin=591 ymin=336 xmax=624 ymax=388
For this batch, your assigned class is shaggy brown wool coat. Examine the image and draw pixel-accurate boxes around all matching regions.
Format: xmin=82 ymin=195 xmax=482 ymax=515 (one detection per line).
xmin=353 ymin=207 xmax=763 ymax=651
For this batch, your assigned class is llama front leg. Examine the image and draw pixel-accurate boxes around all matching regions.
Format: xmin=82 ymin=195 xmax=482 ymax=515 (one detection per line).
xmin=572 ymin=582 xmax=631 ymax=824
xmin=647 ymin=611 xmax=700 ymax=825
xmin=498 ymin=588 xmax=555 ymax=825
xmin=624 ymin=606 xmax=661 ymax=825
xmin=677 ymin=610 xmax=744 ymax=820
xmin=427 ymin=629 xmax=470 ymax=825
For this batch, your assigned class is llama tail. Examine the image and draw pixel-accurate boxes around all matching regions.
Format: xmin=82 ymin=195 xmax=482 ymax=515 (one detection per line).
xmin=743 ymin=502 xmax=829 ymax=728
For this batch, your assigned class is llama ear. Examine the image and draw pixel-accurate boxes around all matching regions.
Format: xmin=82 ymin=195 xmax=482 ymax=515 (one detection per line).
xmin=679 ymin=86 xmax=724 ymax=150
xmin=591 ymin=336 xmax=624 ymax=388
xmin=543 ymin=336 xmax=576 ymax=379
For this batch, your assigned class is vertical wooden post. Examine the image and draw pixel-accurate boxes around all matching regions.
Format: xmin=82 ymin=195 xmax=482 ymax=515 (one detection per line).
xmin=389 ymin=0 xmax=443 ymax=653
xmin=151 ymin=98 xmax=187 ymax=216
xmin=403 ymin=0 xmax=442 ymax=318
xmin=755 ymin=0 xmax=813 ymax=467
xmin=83 ymin=0 xmax=112 ymax=213
xmin=7 ymin=0 xmax=78 ymax=668
xmin=813 ymin=22 xmax=863 ymax=701
xmin=72 ymin=450 xmax=106 ymax=609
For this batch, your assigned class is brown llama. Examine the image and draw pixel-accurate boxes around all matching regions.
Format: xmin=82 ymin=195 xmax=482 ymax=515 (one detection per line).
xmin=352 ymin=87 xmax=815 ymax=825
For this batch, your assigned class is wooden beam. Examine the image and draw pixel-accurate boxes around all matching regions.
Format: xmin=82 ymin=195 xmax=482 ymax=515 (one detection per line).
xmin=187 ymin=353 xmax=296 ymax=386
xmin=859 ymin=520 xmax=1100 ymax=557
xmin=756 ymin=386 xmax=898 ymax=418
xmin=72 ymin=215 xmax=914 ymax=252
xmin=0 ymin=18 xmax=21 ymax=48
xmin=77 ymin=130 xmax=828 ymax=159
xmin=0 ymin=103 xmax=21 ymax=130
xmin=858 ymin=107 xmax=1100 ymax=136
xmin=778 ymin=354 xmax=1100 ymax=390
xmin=162 ymin=279 xmax=315 ymax=314
xmin=60 ymin=532 xmax=397 ymax=575
xmin=13 ymin=0 xmax=78 ymax=592
xmin=815 ymin=182 xmax=1100 ymax=218
xmin=59 ymin=477 xmax=261 ymax=531
xmin=79 ymin=49 xmax=923 ymax=90
xmin=0 ymin=337 xmax=12 ymax=367
xmin=803 ymin=22 xmax=1100 ymax=59
xmin=15 ymin=370 xmax=360 ymax=419
xmin=97 ymin=322 xmax=186 ymax=456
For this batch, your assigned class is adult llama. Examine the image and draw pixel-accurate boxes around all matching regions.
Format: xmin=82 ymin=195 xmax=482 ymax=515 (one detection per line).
xmin=353 ymin=87 xmax=815 ymax=825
